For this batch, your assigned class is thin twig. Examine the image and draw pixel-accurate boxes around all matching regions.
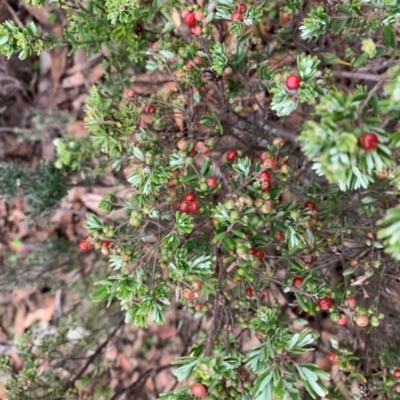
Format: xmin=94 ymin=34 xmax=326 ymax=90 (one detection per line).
xmin=333 ymin=70 xmax=385 ymax=82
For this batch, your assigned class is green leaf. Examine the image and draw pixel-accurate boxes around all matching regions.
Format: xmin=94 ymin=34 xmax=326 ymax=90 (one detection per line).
xmin=336 ymin=5 xmax=352 ymax=16
xmin=352 ymin=52 xmax=369 ymax=68
xmin=90 ymin=286 xmax=109 ymax=302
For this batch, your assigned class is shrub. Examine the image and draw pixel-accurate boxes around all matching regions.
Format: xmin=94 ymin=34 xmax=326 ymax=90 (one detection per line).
xmin=1 ymin=0 xmax=400 ymax=399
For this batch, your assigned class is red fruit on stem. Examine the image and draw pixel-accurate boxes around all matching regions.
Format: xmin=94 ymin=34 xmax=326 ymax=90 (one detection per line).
xmin=355 ymin=315 xmax=369 ymax=327
xmin=189 ymin=201 xmax=200 ymax=213
xmin=256 ymin=249 xmax=265 ymax=260
xmin=195 ymin=303 xmax=204 ymax=312
xmin=259 ymin=150 xmax=272 ymax=160
xmin=167 ymin=178 xmax=177 ymax=188
xmin=393 ymin=369 xmax=400 ymax=378
xmin=179 ymin=201 xmax=191 ymax=213
xmin=101 ymin=240 xmax=112 ymax=249
xmin=337 ymin=314 xmax=348 ymax=326
xmin=285 ymin=74 xmax=301 ymax=91
xmin=292 ymin=276 xmax=304 ymax=289
xmin=184 ymin=193 xmax=196 ymax=202
xmin=193 ymin=55 xmax=203 ymax=65
xmin=231 ymin=11 xmax=243 ymax=21
xmin=182 ymin=289 xmax=195 ymax=300
xmin=206 ymin=177 xmax=218 ymax=188
xmin=327 ymin=352 xmax=339 ymax=363
xmin=304 ymin=201 xmax=317 ymax=211
xmin=195 ymin=140 xmax=205 ymax=151
xmin=259 ymin=170 xmax=271 ymax=182
xmin=200 ymin=146 xmax=211 ymax=155
xmin=299 ymin=254 xmax=315 ymax=265
xmin=236 ymin=3 xmax=247 ymax=12
xmin=226 ymin=150 xmax=238 ymax=162
xmin=360 ymin=132 xmax=379 ymax=151
xmin=186 ymin=61 xmax=195 ymax=71
xmin=181 ymin=9 xmax=189 ymax=18
xmin=184 ymin=12 xmax=197 ymax=26
xmin=194 ymin=10 xmax=204 ymax=21
xmin=79 ymin=239 xmax=91 ymax=252
xmin=146 ymin=105 xmax=156 ymax=114
xmin=251 ymin=248 xmax=265 ymax=261
xmin=245 ymin=287 xmax=255 ymax=297
xmin=275 ymin=230 xmax=285 ymax=241
xmin=281 ymin=11 xmax=291 ymax=24
xmin=190 ymin=25 xmax=202 ymax=35
xmin=191 ymin=383 xmax=207 ymax=398
xmin=260 ymin=180 xmax=272 ymax=192
xmin=344 ymin=297 xmax=357 ymax=308
xmin=192 ymin=280 xmax=203 ymax=292
xmin=263 ymin=157 xmax=276 ymax=169
xmin=273 ymin=137 xmax=285 ymax=148
xmin=318 ymin=296 xmax=334 ymax=311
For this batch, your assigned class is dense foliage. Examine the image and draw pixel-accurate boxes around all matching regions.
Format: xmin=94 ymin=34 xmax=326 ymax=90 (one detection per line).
xmin=1 ymin=0 xmax=400 ymax=399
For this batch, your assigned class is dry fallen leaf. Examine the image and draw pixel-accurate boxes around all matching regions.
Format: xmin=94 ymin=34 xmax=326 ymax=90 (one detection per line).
xmin=24 ymin=296 xmax=55 ymax=329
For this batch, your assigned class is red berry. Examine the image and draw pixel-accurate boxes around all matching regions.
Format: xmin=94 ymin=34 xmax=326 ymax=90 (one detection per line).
xmin=260 ymin=180 xmax=272 ymax=192
xmin=226 ymin=150 xmax=238 ymax=162
xmin=192 ymin=280 xmax=203 ymax=292
xmin=191 ymin=383 xmax=207 ymax=398
xmin=167 ymin=178 xmax=177 ymax=188
xmin=304 ymin=201 xmax=317 ymax=211
xmin=195 ymin=303 xmax=204 ymax=312
xmin=231 ymin=11 xmax=243 ymax=21
xmin=327 ymin=352 xmax=339 ymax=363
xmin=263 ymin=157 xmax=276 ymax=169
xmin=273 ymin=137 xmax=285 ymax=148
xmin=256 ymin=249 xmax=265 ymax=260
xmin=184 ymin=12 xmax=197 ymax=27
xmin=200 ymin=146 xmax=211 ymax=155
xmin=299 ymin=254 xmax=315 ymax=265
xmin=101 ymin=240 xmax=112 ymax=249
xmin=181 ymin=9 xmax=189 ymax=18
xmin=79 ymin=239 xmax=91 ymax=252
xmin=245 ymin=287 xmax=254 ymax=297
xmin=337 ymin=314 xmax=348 ymax=326
xmin=275 ymin=230 xmax=285 ymax=241
xmin=292 ymin=276 xmax=304 ymax=289
xmin=195 ymin=140 xmax=205 ymax=151
xmin=360 ymin=132 xmax=379 ymax=151
xmin=193 ymin=55 xmax=203 ymax=65
xmin=250 ymin=247 xmax=265 ymax=261
xmin=184 ymin=193 xmax=196 ymax=202
xmin=259 ymin=170 xmax=271 ymax=182
xmin=344 ymin=297 xmax=357 ymax=308
xmin=190 ymin=25 xmax=202 ymax=35
xmin=194 ymin=10 xmax=204 ymax=21
xmin=259 ymin=150 xmax=272 ymax=160
xmin=189 ymin=201 xmax=200 ymax=213
xmin=285 ymin=74 xmax=301 ymax=91
xmin=182 ymin=289 xmax=195 ymax=300
xmin=317 ymin=296 xmax=334 ymax=311
xmin=281 ymin=12 xmax=291 ymax=24
xmin=186 ymin=61 xmax=195 ymax=71
xmin=146 ymin=105 xmax=156 ymax=114
xmin=206 ymin=177 xmax=218 ymax=188
xmin=393 ymin=369 xmax=400 ymax=378
xmin=355 ymin=315 xmax=369 ymax=327
xmin=236 ymin=3 xmax=247 ymax=12
xmin=179 ymin=201 xmax=191 ymax=213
